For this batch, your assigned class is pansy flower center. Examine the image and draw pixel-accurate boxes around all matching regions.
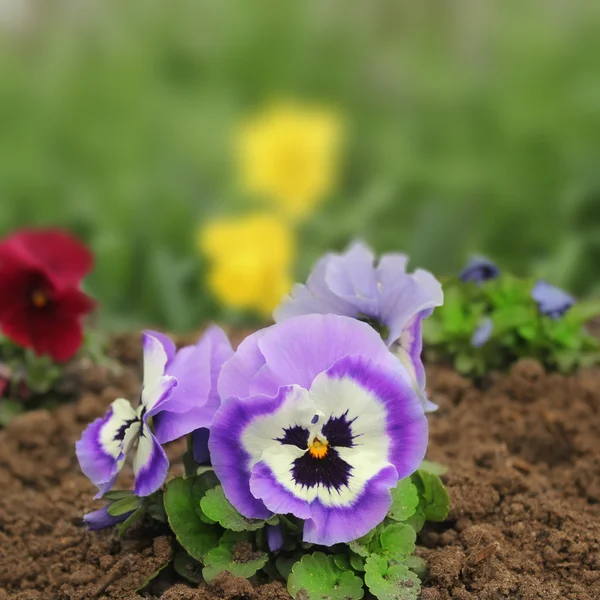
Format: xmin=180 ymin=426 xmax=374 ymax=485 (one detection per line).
xmin=31 ymin=289 xmax=49 ymax=308
xmin=308 ymin=437 xmax=328 ymax=459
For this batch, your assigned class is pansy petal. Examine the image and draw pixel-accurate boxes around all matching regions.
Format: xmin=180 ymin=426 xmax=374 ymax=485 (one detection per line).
xmin=141 ymin=333 xmax=178 ymax=416
xmin=209 ymin=384 xmax=312 ymax=519
xmin=144 ymin=330 xmax=177 ymax=365
xmin=459 ymin=256 xmax=499 ymax=283
xmin=218 ymin=328 xmax=267 ymax=401
xmin=75 ymin=398 xmax=138 ymax=497
xmin=532 ymin=280 xmax=575 ymax=319
xmin=153 ymin=406 xmax=214 ymax=444
xmin=133 ymin=423 xmax=169 ymax=497
xmin=471 ymin=317 xmax=494 ymax=347
xmin=251 ymin=314 xmax=403 ymax=396
xmin=267 ymin=524 xmax=284 ymax=552
xmin=379 ymin=269 xmax=443 ymax=347
xmin=323 ymin=242 xmax=379 ymax=315
xmin=83 ymin=506 xmax=134 ymax=531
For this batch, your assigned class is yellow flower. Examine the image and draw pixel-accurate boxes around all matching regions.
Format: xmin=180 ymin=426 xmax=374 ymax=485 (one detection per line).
xmin=236 ymin=102 xmax=343 ymax=219
xmin=199 ymin=213 xmax=295 ymax=317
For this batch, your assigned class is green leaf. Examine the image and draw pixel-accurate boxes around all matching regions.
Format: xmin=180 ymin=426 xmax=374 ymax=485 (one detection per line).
xmin=287 ymin=552 xmax=364 ymax=600
xmin=147 ymin=492 xmax=168 ymax=523
xmin=349 ymin=527 xmax=378 ymax=557
xmin=276 ymin=556 xmax=298 ymax=581
xmin=379 ymin=524 xmax=416 ymax=561
xmin=388 ymin=478 xmax=419 ymax=522
xmin=418 ymin=460 xmax=448 ymax=476
xmin=333 ymin=555 xmax=352 ymax=571
xmin=349 ymin=554 xmax=365 ymax=572
xmin=102 ymin=490 xmax=134 ymax=502
xmin=0 ymin=399 xmax=25 ymax=427
xmin=400 ymin=556 xmax=427 ymax=581
xmin=117 ymin=506 xmax=146 ymax=536
xmin=164 ymin=477 xmax=220 ymax=561
xmin=364 ymin=556 xmax=421 ymax=600
xmin=107 ymin=495 xmax=143 ymax=517
xmin=202 ymin=543 xmax=268 ymax=582
xmin=200 ymin=486 xmax=266 ymax=531
xmin=173 ymin=552 xmax=204 ymax=584
xmin=416 ymin=470 xmax=450 ymax=522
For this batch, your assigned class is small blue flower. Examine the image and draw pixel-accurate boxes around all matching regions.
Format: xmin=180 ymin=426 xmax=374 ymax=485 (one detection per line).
xmin=83 ymin=505 xmax=134 ymax=531
xmin=471 ymin=317 xmax=493 ymax=347
xmin=460 ymin=257 xmax=499 ymax=284
xmin=531 ymin=280 xmax=575 ymax=319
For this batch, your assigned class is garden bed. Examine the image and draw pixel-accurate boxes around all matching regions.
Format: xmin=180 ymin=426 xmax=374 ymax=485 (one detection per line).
xmin=0 ymin=334 xmax=598 ymax=600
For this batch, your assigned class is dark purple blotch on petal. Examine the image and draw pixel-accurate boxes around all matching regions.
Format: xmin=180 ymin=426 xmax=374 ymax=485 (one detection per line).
xmin=460 ymin=257 xmax=499 ymax=284
xmin=291 ymin=447 xmax=353 ymax=491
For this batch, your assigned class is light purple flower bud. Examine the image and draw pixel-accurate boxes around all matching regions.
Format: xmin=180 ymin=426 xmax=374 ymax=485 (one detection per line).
xmin=531 ymin=280 xmax=575 ymax=319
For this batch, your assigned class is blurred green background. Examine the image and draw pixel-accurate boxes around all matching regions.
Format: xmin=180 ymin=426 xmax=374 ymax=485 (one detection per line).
xmin=1 ymin=0 xmax=600 ymax=331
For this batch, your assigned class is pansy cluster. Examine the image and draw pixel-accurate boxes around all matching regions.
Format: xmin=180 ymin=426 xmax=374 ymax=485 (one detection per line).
xmin=424 ymin=256 xmax=600 ymax=376
xmin=0 ymin=228 xmax=95 ymax=425
xmin=76 ymin=242 xmax=448 ymax=599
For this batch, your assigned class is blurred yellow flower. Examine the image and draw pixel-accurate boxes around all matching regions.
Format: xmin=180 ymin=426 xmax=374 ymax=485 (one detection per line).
xmin=199 ymin=213 xmax=295 ymax=318
xmin=237 ymin=102 xmax=343 ymax=219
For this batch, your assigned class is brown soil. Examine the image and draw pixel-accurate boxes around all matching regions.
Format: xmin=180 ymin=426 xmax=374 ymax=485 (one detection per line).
xmin=0 ymin=334 xmax=599 ymax=599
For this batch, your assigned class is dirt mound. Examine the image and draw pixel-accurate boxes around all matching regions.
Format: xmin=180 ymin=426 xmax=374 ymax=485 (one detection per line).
xmin=0 ymin=336 xmax=598 ymax=599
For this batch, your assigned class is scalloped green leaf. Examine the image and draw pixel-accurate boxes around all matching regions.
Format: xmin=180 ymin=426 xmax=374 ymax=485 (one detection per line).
xmin=416 ymin=470 xmax=450 ymax=522
xmin=388 ymin=478 xmax=419 ymax=522
xmin=287 ymin=552 xmax=364 ymax=600
xmin=164 ymin=477 xmax=220 ymax=561
xmin=202 ymin=543 xmax=268 ymax=582
xmin=200 ymin=485 xmax=266 ymax=531
xmin=349 ymin=554 xmax=365 ymax=572
xmin=379 ymin=524 xmax=416 ymax=561
xmin=333 ymin=555 xmax=351 ymax=571
xmin=349 ymin=526 xmax=379 ymax=557
xmin=364 ymin=556 xmax=420 ymax=600
xmin=400 ymin=556 xmax=427 ymax=581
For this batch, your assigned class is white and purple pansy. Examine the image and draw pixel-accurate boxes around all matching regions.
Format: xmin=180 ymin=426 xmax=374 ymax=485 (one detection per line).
xmin=273 ymin=241 xmax=443 ymax=411
xmin=531 ymin=280 xmax=575 ymax=319
xmin=76 ymin=327 xmax=232 ymax=498
xmin=209 ymin=314 xmax=428 ymax=546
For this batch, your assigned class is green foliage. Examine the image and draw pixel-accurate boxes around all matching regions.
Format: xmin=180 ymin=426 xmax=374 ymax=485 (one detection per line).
xmin=200 ymin=486 xmax=267 ymax=531
xmin=95 ymin=464 xmax=448 ymax=597
xmin=287 ymin=552 xmax=364 ymax=600
xmin=364 ymin=556 xmax=421 ymax=600
xmin=163 ymin=476 xmax=221 ymax=561
xmin=202 ymin=542 xmax=268 ymax=582
xmin=424 ymin=274 xmax=600 ymax=377
xmin=388 ymin=479 xmax=419 ymax=522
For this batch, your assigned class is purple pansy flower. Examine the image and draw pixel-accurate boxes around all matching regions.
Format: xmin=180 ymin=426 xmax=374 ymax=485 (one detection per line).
xmin=76 ymin=327 xmax=232 ymax=498
xmin=459 ymin=256 xmax=499 ymax=284
xmin=273 ymin=242 xmax=443 ymax=411
xmin=532 ymin=280 xmax=575 ymax=319
xmin=210 ymin=314 xmax=428 ymax=546
xmin=83 ymin=506 xmax=134 ymax=531
xmin=471 ymin=317 xmax=493 ymax=347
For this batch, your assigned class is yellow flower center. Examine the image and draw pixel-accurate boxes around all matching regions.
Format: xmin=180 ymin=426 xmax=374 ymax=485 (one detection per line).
xmin=308 ymin=437 xmax=328 ymax=459
xmin=32 ymin=290 xmax=48 ymax=308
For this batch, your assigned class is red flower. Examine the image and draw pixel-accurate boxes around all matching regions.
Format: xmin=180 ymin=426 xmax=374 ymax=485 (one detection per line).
xmin=0 ymin=229 xmax=95 ymax=362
